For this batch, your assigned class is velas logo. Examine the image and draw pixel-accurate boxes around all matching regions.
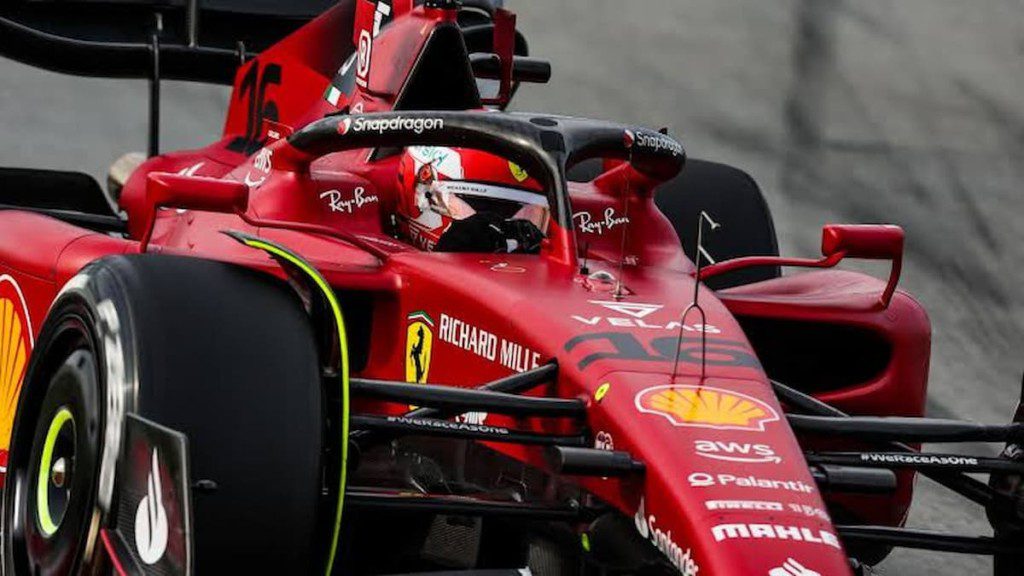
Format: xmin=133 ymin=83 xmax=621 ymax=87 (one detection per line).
xmin=635 ymin=385 xmax=779 ymax=431
xmin=589 ymin=300 xmax=662 ymax=319
xmin=0 ymin=275 xmax=33 ymax=459
xmin=341 ymin=116 xmax=445 ymax=136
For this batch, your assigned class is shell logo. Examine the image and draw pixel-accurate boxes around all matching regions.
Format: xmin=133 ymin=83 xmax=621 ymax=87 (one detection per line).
xmin=0 ymin=275 xmax=33 ymax=464
xmin=634 ymin=385 xmax=779 ymax=432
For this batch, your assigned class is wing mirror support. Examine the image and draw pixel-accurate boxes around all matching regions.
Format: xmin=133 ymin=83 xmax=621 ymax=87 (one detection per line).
xmin=139 ymin=172 xmax=248 ymax=252
xmin=698 ymin=224 xmax=904 ymax=308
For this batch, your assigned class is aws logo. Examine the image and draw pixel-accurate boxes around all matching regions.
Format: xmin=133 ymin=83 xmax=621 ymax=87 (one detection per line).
xmin=0 ymin=275 xmax=33 ymax=460
xmin=634 ymin=385 xmax=779 ymax=432
xmin=405 ymin=311 xmax=434 ymax=384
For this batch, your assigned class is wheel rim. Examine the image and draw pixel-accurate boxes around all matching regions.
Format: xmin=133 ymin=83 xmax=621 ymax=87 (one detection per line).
xmin=35 ymin=406 xmax=75 ymax=537
xmin=4 ymin=311 xmax=105 ymax=576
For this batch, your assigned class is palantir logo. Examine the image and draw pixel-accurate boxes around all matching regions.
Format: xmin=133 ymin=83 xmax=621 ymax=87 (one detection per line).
xmin=134 ymin=448 xmax=169 ymax=565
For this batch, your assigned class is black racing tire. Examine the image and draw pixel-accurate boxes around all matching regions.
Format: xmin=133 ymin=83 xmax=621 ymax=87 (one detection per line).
xmin=3 ymin=254 xmax=329 ymax=574
xmin=654 ymin=158 xmax=780 ymax=290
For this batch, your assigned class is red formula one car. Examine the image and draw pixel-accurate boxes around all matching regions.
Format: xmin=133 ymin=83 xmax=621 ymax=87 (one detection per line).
xmin=0 ymin=1 xmax=1022 ymax=575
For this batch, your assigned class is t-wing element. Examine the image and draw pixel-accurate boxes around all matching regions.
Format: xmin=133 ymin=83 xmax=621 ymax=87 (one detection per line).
xmin=699 ymin=224 xmax=904 ymax=308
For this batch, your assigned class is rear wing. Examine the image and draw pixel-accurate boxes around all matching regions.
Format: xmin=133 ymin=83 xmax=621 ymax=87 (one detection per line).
xmin=0 ymin=0 xmax=338 ymax=84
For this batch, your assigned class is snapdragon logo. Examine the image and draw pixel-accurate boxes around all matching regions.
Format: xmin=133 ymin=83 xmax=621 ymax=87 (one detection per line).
xmin=633 ymin=130 xmax=683 ymax=156
xmin=338 ymin=116 xmax=445 ymax=136
xmin=634 ymin=497 xmax=700 ymax=576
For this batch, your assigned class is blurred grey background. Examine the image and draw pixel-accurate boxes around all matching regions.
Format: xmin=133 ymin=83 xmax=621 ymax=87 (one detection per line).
xmin=1 ymin=1 xmax=1022 ymax=573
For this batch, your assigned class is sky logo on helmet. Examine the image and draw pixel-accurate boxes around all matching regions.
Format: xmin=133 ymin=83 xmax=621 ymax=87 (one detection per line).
xmin=635 ymin=385 xmax=779 ymax=431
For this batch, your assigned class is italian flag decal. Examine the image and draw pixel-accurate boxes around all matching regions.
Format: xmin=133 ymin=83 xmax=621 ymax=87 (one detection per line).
xmin=323 ymin=84 xmax=343 ymax=106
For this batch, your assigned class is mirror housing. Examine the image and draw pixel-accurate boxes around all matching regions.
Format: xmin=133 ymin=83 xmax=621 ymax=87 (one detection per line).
xmin=822 ymin=224 xmax=904 ymax=261
xmin=139 ymin=173 xmax=248 ymax=251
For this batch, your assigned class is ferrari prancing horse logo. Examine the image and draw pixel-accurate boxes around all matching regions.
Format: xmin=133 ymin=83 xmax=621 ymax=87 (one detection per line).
xmin=0 ymin=275 xmax=33 ymax=470
xmin=405 ymin=311 xmax=434 ymax=384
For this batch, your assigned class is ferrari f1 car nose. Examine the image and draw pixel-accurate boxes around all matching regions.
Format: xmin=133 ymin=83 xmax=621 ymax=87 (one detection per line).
xmin=580 ymin=371 xmax=854 ymax=575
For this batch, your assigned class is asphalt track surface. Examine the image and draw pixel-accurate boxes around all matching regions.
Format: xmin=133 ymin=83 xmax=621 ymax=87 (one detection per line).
xmin=0 ymin=1 xmax=1022 ymax=574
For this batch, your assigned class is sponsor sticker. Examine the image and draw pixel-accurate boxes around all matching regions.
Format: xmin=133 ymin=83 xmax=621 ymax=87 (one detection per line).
xmin=694 ymin=440 xmax=781 ymax=464
xmin=243 ymin=147 xmax=273 ymax=188
xmin=589 ymin=300 xmax=661 ymax=318
xmin=405 ymin=311 xmax=434 ymax=384
xmin=635 ymin=498 xmax=700 ymax=576
xmin=705 ymin=500 xmax=784 ymax=512
xmin=0 ymin=275 xmax=33 ymax=467
xmin=769 ymin=558 xmax=821 ymax=576
xmin=177 ymin=162 xmax=204 ymax=177
xmin=573 ymin=301 xmax=721 ymax=332
xmin=338 ymin=116 xmax=445 ymax=136
xmin=711 ymin=523 xmax=841 ymax=550
xmin=687 ymin=472 xmax=815 ymax=494
xmin=135 ymin=449 xmax=169 ymax=565
xmin=635 ymin=385 xmax=779 ymax=431
xmin=438 ymin=313 xmax=540 ymax=373
xmin=630 ymin=129 xmax=684 ymax=156
xmin=594 ymin=431 xmax=614 ymax=451
xmin=321 ymin=187 xmax=379 ymax=214
xmin=509 ymin=161 xmax=529 ymax=182
xmin=787 ymin=503 xmax=830 ymax=521
xmin=574 ymin=208 xmax=630 ymax=235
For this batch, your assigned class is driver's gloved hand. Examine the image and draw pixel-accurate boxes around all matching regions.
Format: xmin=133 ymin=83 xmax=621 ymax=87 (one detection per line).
xmin=499 ymin=219 xmax=545 ymax=254
xmin=434 ymin=213 xmax=544 ymax=254
xmin=435 ymin=212 xmax=507 ymax=253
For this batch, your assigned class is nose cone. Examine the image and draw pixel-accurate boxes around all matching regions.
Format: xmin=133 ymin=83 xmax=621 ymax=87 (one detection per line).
xmin=583 ymin=372 xmax=853 ymax=575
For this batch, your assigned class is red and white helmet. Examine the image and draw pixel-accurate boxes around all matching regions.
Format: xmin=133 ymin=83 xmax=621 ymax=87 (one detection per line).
xmin=396 ymin=146 xmax=549 ymax=251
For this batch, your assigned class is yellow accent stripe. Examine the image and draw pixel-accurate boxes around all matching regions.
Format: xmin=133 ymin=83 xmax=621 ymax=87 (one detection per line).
xmin=37 ymin=407 xmax=73 ymax=537
xmin=242 ymin=239 xmax=350 ymax=575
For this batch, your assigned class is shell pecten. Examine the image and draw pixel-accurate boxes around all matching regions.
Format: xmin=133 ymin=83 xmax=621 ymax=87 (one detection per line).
xmin=0 ymin=295 xmax=28 ymax=452
xmin=635 ymin=385 xmax=779 ymax=431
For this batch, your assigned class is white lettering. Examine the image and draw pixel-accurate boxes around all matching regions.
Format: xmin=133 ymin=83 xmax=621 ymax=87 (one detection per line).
xmin=711 ymin=524 xmax=841 ymax=550
xmin=321 ymin=187 xmax=380 ymax=214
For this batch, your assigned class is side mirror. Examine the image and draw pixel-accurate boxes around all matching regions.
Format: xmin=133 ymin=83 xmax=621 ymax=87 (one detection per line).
xmin=821 ymin=224 xmax=904 ymax=261
xmin=139 ymin=173 xmax=249 ymax=251
xmin=699 ymin=223 xmax=905 ymax=309
xmin=820 ymin=224 xmax=904 ymax=308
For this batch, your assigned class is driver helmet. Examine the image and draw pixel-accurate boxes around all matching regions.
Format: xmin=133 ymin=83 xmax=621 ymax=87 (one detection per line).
xmin=395 ymin=146 xmax=549 ymax=251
